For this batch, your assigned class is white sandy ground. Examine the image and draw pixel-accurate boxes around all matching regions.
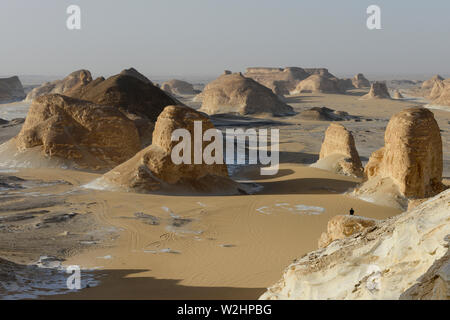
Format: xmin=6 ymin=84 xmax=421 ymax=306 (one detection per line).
xmin=0 ymin=88 xmax=448 ymax=299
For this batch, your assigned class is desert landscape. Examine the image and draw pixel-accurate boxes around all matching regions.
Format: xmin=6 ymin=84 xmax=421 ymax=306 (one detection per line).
xmin=0 ymin=65 xmax=449 ymax=300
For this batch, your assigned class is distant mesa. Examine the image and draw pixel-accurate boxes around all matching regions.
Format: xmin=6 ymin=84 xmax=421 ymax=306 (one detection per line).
xmin=360 ymin=81 xmax=391 ymax=99
xmin=0 ymin=76 xmax=26 ymax=103
xmin=392 ymin=89 xmax=404 ymax=99
xmin=195 ymin=72 xmax=294 ymax=116
xmin=311 ymin=123 xmax=364 ymax=177
xmin=89 ymin=105 xmax=244 ymax=194
xmin=161 ymin=79 xmax=197 ymax=95
xmin=1 ymin=94 xmax=141 ymax=170
xmin=352 ymin=73 xmax=370 ymax=88
xmin=298 ymin=106 xmax=355 ymax=121
xmin=25 ymin=70 xmax=93 ymax=102
xmin=244 ymin=67 xmax=310 ymax=95
xmin=355 ymin=107 xmax=445 ymax=208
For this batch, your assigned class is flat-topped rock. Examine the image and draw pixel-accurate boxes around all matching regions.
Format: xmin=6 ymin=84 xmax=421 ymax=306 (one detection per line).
xmin=0 ymin=76 xmax=26 ymax=103
xmin=161 ymin=79 xmax=196 ymax=95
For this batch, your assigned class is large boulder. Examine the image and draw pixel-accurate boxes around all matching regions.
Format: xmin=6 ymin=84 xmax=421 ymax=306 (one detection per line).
xmin=352 ymin=73 xmax=370 ymax=88
xmin=361 ymin=82 xmax=391 ymax=99
xmin=195 ymin=72 xmax=294 ymax=116
xmin=260 ymin=189 xmax=450 ymax=300
xmin=311 ymin=123 xmax=363 ymax=177
xmin=291 ymin=74 xmax=344 ymax=94
xmin=318 ymin=215 xmax=378 ymax=248
xmin=362 ymin=107 xmax=444 ymax=200
xmin=161 ymin=79 xmax=196 ymax=95
xmin=25 ymin=70 xmax=93 ymax=101
xmin=11 ymin=94 xmax=141 ymax=170
xmin=0 ymin=76 xmax=26 ymax=103
xmin=88 ymin=105 xmax=243 ymax=194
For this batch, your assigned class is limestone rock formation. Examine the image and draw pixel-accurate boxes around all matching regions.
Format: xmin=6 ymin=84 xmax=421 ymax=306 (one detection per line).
xmin=67 ymin=73 xmax=178 ymax=122
xmin=429 ymin=79 xmax=450 ymax=107
xmin=25 ymin=70 xmax=93 ymax=101
xmin=352 ymin=73 xmax=370 ymax=88
xmin=361 ymin=82 xmax=391 ymax=99
xmin=291 ymin=74 xmax=344 ymax=94
xmin=260 ymin=189 xmax=450 ymax=300
xmin=365 ymin=107 xmax=444 ymax=198
xmin=244 ymin=67 xmax=310 ymax=95
xmin=299 ymin=107 xmax=354 ymax=121
xmin=196 ymin=72 xmax=294 ymax=116
xmin=318 ymin=215 xmax=378 ymax=248
xmin=119 ymin=67 xmax=152 ymax=84
xmin=89 ymin=105 xmax=243 ymax=194
xmin=12 ymin=94 xmax=141 ymax=170
xmin=0 ymin=76 xmax=26 ymax=103
xmin=400 ymin=245 xmax=450 ymax=300
xmin=161 ymin=79 xmax=196 ymax=95
xmin=312 ymin=123 xmax=363 ymax=177
xmin=393 ymin=90 xmax=404 ymax=99
xmin=422 ymin=75 xmax=444 ymax=90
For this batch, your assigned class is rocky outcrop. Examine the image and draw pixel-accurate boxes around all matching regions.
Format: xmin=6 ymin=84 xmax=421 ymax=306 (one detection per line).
xmin=161 ymin=79 xmax=196 ymax=95
xmin=318 ymin=215 xmax=378 ymax=248
xmin=291 ymin=74 xmax=344 ymax=94
xmin=393 ymin=90 xmax=404 ymax=99
xmin=12 ymin=94 xmax=141 ymax=170
xmin=312 ymin=123 xmax=363 ymax=177
xmin=88 ymin=105 xmax=244 ymax=194
xmin=352 ymin=73 xmax=370 ymax=88
xmin=196 ymin=72 xmax=294 ymax=116
xmin=119 ymin=67 xmax=152 ymax=84
xmin=25 ymin=70 xmax=93 ymax=101
xmin=422 ymin=75 xmax=444 ymax=90
xmin=361 ymin=82 xmax=391 ymax=99
xmin=260 ymin=189 xmax=450 ymax=300
xmin=362 ymin=107 xmax=444 ymax=200
xmin=299 ymin=107 xmax=355 ymax=121
xmin=429 ymin=79 xmax=450 ymax=107
xmin=244 ymin=67 xmax=310 ymax=95
xmin=67 ymin=72 xmax=177 ymax=122
xmin=0 ymin=76 xmax=26 ymax=103
xmin=400 ymin=245 xmax=450 ymax=300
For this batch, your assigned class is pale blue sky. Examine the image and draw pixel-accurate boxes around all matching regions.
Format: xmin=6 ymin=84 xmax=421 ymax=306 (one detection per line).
xmin=1 ymin=0 xmax=449 ymax=79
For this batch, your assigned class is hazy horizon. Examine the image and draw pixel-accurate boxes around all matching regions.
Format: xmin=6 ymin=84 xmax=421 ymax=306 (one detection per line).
xmin=1 ymin=0 xmax=450 ymax=80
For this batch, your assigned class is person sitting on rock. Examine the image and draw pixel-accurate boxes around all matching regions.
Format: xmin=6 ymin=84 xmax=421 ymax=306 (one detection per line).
xmin=349 ymin=208 xmax=355 ymax=216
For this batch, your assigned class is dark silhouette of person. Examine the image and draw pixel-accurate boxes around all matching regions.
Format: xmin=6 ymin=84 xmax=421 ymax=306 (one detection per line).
xmin=349 ymin=208 xmax=355 ymax=216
